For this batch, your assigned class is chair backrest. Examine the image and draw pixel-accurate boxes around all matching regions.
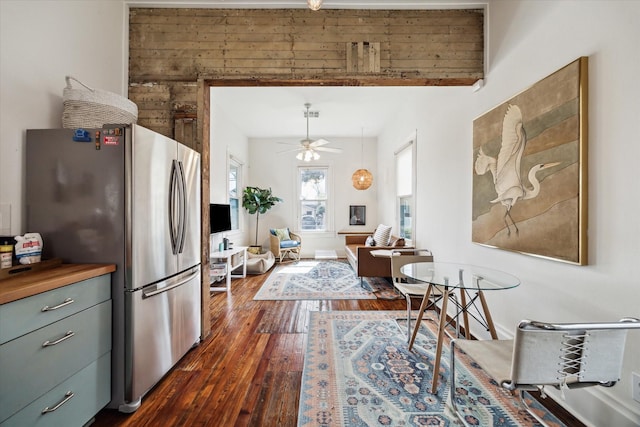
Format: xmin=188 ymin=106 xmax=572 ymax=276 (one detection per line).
xmin=509 ymin=318 xmax=640 ymax=389
xmin=389 ymin=250 xmax=433 ymax=284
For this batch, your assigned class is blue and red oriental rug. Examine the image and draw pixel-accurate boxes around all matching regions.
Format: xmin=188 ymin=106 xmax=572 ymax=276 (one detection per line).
xmin=297 ymin=310 xmax=565 ymax=427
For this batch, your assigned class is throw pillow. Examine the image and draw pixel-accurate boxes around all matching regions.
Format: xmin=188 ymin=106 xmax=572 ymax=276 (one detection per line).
xmin=389 ymin=237 xmax=406 ymax=247
xmin=373 ymin=224 xmax=392 ymax=247
xmin=365 ymin=235 xmax=375 ymax=246
xmin=273 ymin=228 xmax=291 ymax=241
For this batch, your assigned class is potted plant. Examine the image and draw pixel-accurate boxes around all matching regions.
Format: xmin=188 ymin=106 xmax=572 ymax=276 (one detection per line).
xmin=242 ymin=186 xmax=282 ymax=254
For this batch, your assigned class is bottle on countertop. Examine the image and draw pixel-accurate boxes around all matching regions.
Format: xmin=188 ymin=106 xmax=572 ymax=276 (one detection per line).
xmin=0 ymin=237 xmax=13 ymax=269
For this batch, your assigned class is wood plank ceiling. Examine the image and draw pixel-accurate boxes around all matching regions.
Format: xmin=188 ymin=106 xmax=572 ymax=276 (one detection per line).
xmin=128 ymin=8 xmax=484 ymax=140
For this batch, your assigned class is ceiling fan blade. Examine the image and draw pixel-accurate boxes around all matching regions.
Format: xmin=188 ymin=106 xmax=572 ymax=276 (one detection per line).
xmin=315 ymin=146 xmax=343 ymax=153
xmin=277 ymin=147 xmax=305 ymax=154
xmin=310 ymin=138 xmax=331 ymax=147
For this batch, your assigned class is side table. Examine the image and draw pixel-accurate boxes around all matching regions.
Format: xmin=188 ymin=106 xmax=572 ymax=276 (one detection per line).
xmin=209 ymin=246 xmax=248 ymax=292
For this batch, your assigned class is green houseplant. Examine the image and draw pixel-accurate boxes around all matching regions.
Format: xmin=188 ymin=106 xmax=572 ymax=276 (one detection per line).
xmin=242 ymin=186 xmax=282 ymax=252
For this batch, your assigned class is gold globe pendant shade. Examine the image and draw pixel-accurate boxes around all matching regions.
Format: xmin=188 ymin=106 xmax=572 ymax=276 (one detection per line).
xmin=352 ymin=168 xmax=373 ymax=190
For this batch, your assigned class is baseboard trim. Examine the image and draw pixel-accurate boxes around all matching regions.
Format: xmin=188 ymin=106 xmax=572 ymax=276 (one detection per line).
xmin=543 ymin=386 xmax=640 ymax=427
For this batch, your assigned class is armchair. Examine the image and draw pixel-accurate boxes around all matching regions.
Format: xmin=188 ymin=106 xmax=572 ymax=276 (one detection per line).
xmin=269 ymin=228 xmax=301 ymax=262
xmin=450 ymin=317 xmax=640 ymax=427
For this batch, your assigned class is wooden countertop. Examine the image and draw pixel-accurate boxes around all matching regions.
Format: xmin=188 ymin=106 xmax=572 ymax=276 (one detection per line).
xmin=0 ymin=264 xmax=116 ymax=305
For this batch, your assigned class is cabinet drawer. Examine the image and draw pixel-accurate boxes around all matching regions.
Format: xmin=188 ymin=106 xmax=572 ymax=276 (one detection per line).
xmin=0 ymin=352 xmax=111 ymax=427
xmin=0 ymin=300 xmax=111 ymax=422
xmin=0 ymin=274 xmax=111 ymax=344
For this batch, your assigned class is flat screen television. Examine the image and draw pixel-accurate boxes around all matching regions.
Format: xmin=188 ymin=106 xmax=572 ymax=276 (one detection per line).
xmin=209 ymin=203 xmax=232 ymax=234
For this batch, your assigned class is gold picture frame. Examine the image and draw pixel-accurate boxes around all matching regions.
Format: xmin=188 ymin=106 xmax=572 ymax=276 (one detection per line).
xmin=472 ymin=57 xmax=588 ymax=265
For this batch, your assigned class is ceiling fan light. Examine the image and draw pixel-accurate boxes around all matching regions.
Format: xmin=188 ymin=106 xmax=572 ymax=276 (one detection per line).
xmin=307 ymin=0 xmax=322 ymax=11
xmin=296 ymin=152 xmax=304 ymax=160
xmin=304 ymin=150 xmax=313 ymax=162
xmin=312 ymin=151 xmax=320 ymax=160
xmin=352 ymin=168 xmax=373 ymax=190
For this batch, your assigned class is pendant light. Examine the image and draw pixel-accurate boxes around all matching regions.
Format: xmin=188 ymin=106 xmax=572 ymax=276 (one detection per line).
xmin=351 ymin=128 xmax=373 ymax=190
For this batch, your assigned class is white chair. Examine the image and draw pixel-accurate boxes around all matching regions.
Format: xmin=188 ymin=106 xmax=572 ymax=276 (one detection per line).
xmin=449 ymin=317 xmax=640 ymax=427
xmin=390 ymin=250 xmax=458 ymax=342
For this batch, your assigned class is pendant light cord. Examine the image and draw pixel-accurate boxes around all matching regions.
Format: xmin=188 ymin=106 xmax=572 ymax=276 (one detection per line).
xmin=360 ymin=127 xmax=364 ymax=168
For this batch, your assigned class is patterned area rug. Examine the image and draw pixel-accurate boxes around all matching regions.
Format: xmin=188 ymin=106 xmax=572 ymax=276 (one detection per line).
xmin=298 ymin=310 xmax=566 ymax=427
xmin=253 ymin=260 xmax=401 ymax=300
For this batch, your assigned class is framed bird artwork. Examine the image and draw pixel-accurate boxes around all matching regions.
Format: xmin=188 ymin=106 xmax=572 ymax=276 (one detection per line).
xmin=472 ymin=57 xmax=588 ymax=265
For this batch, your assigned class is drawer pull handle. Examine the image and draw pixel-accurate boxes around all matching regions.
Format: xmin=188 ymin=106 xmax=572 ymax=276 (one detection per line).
xmin=42 ymin=331 xmax=75 ymax=347
xmin=42 ymin=298 xmax=74 ymax=312
xmin=42 ymin=391 xmax=74 ymax=414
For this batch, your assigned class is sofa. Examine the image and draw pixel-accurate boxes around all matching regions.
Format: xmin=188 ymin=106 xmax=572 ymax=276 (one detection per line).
xmin=344 ymin=234 xmax=411 ymax=280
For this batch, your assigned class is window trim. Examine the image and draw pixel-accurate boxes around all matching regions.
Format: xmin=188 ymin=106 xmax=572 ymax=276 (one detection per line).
xmin=394 ymin=133 xmax=416 ymax=244
xmin=228 ymin=154 xmax=243 ymax=232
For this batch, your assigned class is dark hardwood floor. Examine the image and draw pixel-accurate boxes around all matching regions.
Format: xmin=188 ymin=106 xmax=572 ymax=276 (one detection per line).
xmin=92 ymin=265 xmax=584 ymax=427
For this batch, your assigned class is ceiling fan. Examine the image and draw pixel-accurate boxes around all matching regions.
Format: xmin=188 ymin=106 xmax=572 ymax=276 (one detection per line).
xmin=278 ymin=103 xmax=343 ymax=161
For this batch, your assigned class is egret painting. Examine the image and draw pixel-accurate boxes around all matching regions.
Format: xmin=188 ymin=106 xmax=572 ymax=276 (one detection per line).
xmin=472 ymin=57 xmax=588 ymax=265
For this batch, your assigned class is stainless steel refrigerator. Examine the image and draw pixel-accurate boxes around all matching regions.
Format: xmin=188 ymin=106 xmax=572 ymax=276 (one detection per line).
xmin=25 ymin=124 xmax=201 ymax=412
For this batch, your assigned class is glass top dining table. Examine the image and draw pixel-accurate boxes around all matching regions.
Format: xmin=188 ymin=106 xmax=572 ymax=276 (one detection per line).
xmin=399 ymin=261 xmax=521 ymax=394
xmin=399 ymin=261 xmax=520 ymax=291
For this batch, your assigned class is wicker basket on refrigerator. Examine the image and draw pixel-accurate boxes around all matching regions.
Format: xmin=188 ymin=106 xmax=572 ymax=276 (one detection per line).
xmin=62 ymin=75 xmax=138 ymax=128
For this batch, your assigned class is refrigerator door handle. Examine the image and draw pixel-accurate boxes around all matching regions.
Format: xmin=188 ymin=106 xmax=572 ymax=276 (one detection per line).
xmin=142 ymin=269 xmax=199 ymax=298
xmin=176 ymin=160 xmax=187 ymax=254
xmin=168 ymin=160 xmax=179 ymax=254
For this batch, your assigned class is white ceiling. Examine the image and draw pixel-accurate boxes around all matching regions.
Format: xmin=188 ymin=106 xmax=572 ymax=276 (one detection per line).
xmin=212 ymin=86 xmax=438 ymax=138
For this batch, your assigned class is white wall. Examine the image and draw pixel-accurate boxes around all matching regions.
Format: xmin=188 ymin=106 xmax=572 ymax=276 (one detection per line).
xmin=247 ymin=137 xmax=378 ymax=256
xmin=377 ymin=1 xmax=640 ymax=425
xmin=0 ymin=0 xmax=126 ymax=235
xmin=209 ymin=96 xmax=250 ymax=251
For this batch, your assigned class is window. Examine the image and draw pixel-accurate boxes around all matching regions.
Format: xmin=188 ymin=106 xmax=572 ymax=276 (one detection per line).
xmin=395 ymin=140 xmax=414 ymax=241
xmin=298 ymin=167 xmax=328 ymax=231
xmin=399 ymin=197 xmax=412 ymax=239
xmin=228 ymin=157 xmax=241 ymax=230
